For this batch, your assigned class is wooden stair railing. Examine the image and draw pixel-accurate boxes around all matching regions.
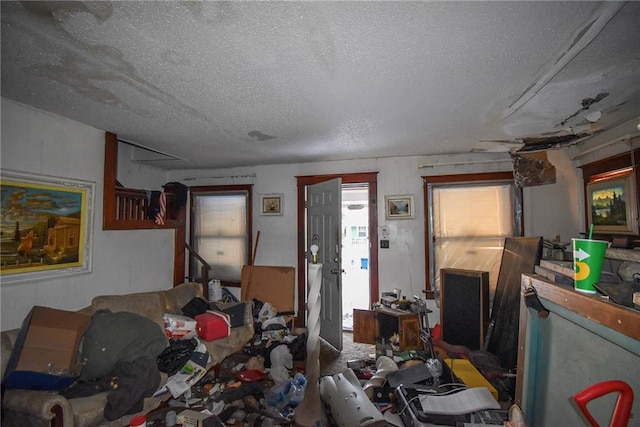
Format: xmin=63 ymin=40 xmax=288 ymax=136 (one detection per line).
xmin=103 ymin=131 xmax=186 ymax=285
xmin=104 ymin=132 xmax=181 ymax=229
xmin=185 ymin=242 xmax=211 ymax=301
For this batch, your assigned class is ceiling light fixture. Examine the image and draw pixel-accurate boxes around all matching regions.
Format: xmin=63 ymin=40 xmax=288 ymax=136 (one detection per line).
xmin=584 ymin=110 xmax=602 ymax=123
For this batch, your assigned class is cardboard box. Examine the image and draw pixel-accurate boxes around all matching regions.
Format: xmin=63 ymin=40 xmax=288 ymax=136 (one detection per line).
xmin=240 ymin=265 xmax=295 ymax=314
xmin=2 ymin=306 xmax=90 ymax=390
xmin=177 ymin=409 xmax=222 ymax=427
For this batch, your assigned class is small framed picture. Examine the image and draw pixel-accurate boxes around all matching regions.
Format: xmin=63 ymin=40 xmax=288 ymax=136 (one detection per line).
xmin=261 ymin=194 xmax=283 ymax=215
xmin=385 ymin=194 xmax=414 ymax=219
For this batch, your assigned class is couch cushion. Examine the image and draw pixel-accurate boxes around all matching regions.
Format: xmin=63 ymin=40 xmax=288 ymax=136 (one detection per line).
xmin=91 ymin=293 xmax=165 ymax=330
xmin=161 ymin=282 xmax=202 ymax=314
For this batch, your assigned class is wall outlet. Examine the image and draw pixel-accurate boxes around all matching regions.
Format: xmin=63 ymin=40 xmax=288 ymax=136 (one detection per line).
xmin=380 ymin=239 xmax=390 ymax=249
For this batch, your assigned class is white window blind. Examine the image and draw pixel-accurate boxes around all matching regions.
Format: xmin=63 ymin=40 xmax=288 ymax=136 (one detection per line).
xmin=192 ymin=192 xmax=248 ymax=282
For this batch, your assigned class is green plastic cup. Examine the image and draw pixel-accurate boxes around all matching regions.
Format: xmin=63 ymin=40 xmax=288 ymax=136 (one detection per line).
xmin=572 ymin=238 xmax=608 ymax=294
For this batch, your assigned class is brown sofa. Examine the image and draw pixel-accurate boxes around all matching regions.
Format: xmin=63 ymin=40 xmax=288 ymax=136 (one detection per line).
xmin=1 ymin=282 xmax=254 ymax=427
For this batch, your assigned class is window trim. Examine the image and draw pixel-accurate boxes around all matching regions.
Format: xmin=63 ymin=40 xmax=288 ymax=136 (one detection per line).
xmin=422 ymin=172 xmax=521 ymax=294
xmin=189 ymin=184 xmax=253 ymax=287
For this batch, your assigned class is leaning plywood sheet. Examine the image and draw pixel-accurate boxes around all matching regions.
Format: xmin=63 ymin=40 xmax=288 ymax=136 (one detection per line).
xmin=241 ymin=266 xmax=295 ymax=314
xmin=486 ymin=237 xmax=542 ymax=371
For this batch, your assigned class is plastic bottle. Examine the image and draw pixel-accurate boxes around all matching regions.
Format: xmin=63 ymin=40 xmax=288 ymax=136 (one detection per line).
xmin=165 ymin=410 xmax=177 ymax=427
xmin=208 ymin=279 xmax=222 ymax=302
xmin=264 ymin=372 xmax=308 ymax=413
xmin=288 ymin=372 xmax=307 ymax=408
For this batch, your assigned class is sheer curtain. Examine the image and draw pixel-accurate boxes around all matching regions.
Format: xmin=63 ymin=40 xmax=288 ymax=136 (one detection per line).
xmin=430 ymin=182 xmax=519 ymax=298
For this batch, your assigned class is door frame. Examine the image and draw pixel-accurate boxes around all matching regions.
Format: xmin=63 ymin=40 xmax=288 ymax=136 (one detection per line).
xmin=296 ymin=172 xmax=379 ymax=327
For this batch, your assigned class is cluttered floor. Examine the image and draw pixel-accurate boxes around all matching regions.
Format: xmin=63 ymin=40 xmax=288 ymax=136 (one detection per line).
xmin=146 ymin=329 xmax=518 ymax=427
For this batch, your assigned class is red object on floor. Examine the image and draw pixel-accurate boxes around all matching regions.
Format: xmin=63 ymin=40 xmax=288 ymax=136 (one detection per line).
xmin=573 ymin=380 xmax=634 ymax=427
xmin=236 ymin=369 xmax=267 ymax=382
xmin=355 ymin=369 xmax=374 ymax=380
xmin=129 ymin=415 xmax=146 ymax=427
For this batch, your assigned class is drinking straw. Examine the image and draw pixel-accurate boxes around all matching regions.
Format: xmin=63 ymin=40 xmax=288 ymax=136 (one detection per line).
xmin=588 ymin=223 xmax=594 ymax=239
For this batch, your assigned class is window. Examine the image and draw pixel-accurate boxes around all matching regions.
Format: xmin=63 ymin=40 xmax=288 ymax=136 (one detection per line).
xmin=189 ymin=185 xmax=252 ymax=285
xmin=423 ymin=172 xmax=522 ymax=296
xmin=349 ymin=226 xmax=368 ymax=240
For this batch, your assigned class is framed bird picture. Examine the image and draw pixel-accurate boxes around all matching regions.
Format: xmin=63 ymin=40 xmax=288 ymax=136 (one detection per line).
xmin=0 ymin=169 xmax=95 ymax=284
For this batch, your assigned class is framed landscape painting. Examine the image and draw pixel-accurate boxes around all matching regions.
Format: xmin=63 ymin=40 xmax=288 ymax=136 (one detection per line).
xmin=587 ymin=172 xmax=639 ymax=235
xmin=0 ymin=170 xmax=94 ymax=284
xmin=385 ymin=194 xmax=415 ymax=219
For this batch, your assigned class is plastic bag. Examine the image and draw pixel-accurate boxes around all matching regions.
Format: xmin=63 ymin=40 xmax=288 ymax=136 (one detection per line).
xmin=264 ymin=372 xmax=307 ymax=415
xmin=156 ymin=338 xmax=198 ymax=376
xmin=163 ymin=313 xmax=197 ymax=340
xmin=269 ymin=345 xmax=293 ymax=383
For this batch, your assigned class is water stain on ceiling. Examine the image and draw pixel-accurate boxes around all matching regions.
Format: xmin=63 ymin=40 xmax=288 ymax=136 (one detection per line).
xmin=2 ymin=1 xmax=639 ymax=169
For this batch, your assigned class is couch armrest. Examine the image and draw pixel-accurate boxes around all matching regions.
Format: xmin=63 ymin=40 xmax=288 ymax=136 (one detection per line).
xmin=1 ymin=329 xmax=19 ymax=379
xmin=2 ymin=389 xmax=74 ymax=426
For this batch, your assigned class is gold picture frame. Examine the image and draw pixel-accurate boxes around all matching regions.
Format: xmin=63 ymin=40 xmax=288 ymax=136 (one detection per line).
xmin=261 ymin=194 xmax=283 ymax=215
xmin=586 ymin=172 xmax=639 ymax=235
xmin=1 ymin=169 xmax=95 ymax=284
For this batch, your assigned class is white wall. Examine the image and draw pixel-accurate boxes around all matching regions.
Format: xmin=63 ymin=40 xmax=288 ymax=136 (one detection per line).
xmin=523 ymin=149 xmax=582 ymax=242
xmin=5 ymin=97 xmax=622 ymax=330
xmin=1 ymin=98 xmax=175 ymax=330
xmin=117 ymin=143 xmax=167 ymax=191
xmin=169 ymin=150 xmax=584 ymax=323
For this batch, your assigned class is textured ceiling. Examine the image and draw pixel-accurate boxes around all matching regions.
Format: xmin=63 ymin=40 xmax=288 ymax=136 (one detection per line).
xmin=2 ymin=1 xmax=639 ymax=169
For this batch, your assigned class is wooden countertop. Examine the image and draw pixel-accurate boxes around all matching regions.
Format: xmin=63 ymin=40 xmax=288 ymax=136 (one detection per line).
xmin=521 ymin=274 xmax=640 ymax=342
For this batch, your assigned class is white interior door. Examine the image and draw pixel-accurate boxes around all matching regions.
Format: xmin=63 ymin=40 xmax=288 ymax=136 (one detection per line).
xmin=307 ymin=178 xmax=342 ymax=351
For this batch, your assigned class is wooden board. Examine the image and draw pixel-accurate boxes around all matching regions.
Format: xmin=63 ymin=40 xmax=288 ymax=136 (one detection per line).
xmin=240 ymin=265 xmax=295 ymax=314
xmin=534 ymin=264 xmax=573 ymax=285
xmin=539 ymin=259 xmax=574 ymax=278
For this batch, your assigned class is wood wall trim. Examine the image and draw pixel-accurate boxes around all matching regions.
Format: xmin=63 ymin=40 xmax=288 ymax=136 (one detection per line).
xmin=103 ymin=132 xmax=186 ymax=286
xmin=103 ymin=132 xmax=118 ymax=230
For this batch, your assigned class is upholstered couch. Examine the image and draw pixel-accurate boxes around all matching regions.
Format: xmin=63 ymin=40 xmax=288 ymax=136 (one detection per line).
xmin=1 ymin=282 xmax=254 ymax=427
